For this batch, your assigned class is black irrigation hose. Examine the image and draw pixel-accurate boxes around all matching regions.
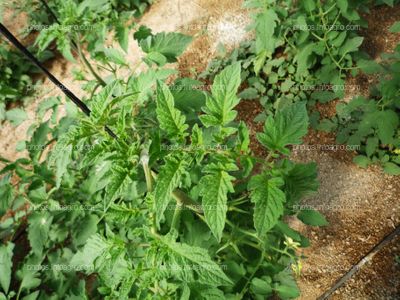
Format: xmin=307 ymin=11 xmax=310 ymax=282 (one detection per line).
xmin=318 ymin=225 xmax=400 ymax=300
xmin=0 ymin=23 xmax=118 ymax=139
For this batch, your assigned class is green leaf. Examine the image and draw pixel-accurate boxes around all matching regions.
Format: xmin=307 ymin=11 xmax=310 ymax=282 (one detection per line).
xmin=156 ymin=81 xmax=189 ymax=139
xmin=274 ymin=270 xmax=300 ymax=299
xmin=249 ymin=174 xmax=286 ymax=237
xmin=339 ymin=37 xmax=364 ymax=56
xmin=73 ymin=215 xmax=99 ymax=246
xmin=158 ymin=235 xmax=233 ymax=286
xmin=0 ymin=242 xmax=14 ymax=294
xmin=389 ymin=21 xmax=400 ymax=33
xmin=257 ymin=102 xmax=308 ymax=155
xmin=383 ymin=162 xmax=400 ymax=175
xmin=296 ymin=43 xmax=314 ymax=76
xmin=284 ymin=162 xmax=319 ymax=204
xmin=70 ymin=234 xmax=110 ymax=272
xmin=297 ymin=209 xmax=328 ymax=226
xmin=251 ymin=277 xmax=273 ymax=295
xmin=140 ymin=32 xmax=192 ymax=64
xmin=302 ymin=0 xmax=316 ymax=11
xmin=353 ymin=155 xmax=370 ymax=168
xmin=103 ymin=48 xmax=127 ymax=65
xmin=337 ymin=0 xmax=348 ymax=13
xmin=133 ymin=25 xmax=152 ymax=42
xmin=28 ymin=212 xmax=52 ymax=256
xmin=116 ymin=25 xmax=129 ymax=52
xmin=105 ymin=165 xmax=131 ymax=201
xmin=155 ymin=156 xmax=187 ymax=224
xmin=357 ymin=59 xmax=383 ymax=74
xmin=49 ymin=136 xmax=73 ymax=188
xmin=366 ymin=137 xmax=379 ymax=157
xmin=0 ymin=103 xmax=5 ymax=121
xmin=200 ymin=63 xmax=241 ymax=127
xmin=377 ymin=110 xmax=399 ymax=145
xmin=255 ymin=10 xmax=278 ymax=54
xmin=5 ymin=108 xmax=27 ymax=126
xmin=199 ymin=168 xmax=235 ymax=242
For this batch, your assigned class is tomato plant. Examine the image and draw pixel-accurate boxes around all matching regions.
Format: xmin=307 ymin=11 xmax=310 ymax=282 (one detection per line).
xmin=0 ymin=27 xmax=328 ymax=298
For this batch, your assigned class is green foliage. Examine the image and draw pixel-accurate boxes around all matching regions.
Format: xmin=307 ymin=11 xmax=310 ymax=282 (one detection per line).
xmin=0 ymin=56 xmax=322 ymax=298
xmin=15 ymin=0 xmax=153 ymax=59
xmin=336 ymin=39 xmax=400 ymax=173
xmin=137 ymin=29 xmax=193 ymax=66
xmin=202 ymin=0 xmax=370 ymax=123
xmin=0 ymin=41 xmax=51 ymax=107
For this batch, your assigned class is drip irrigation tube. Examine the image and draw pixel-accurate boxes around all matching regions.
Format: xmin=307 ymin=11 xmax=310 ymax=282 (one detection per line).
xmin=318 ymin=225 xmax=400 ymax=299
xmin=0 ymin=23 xmax=117 ymax=139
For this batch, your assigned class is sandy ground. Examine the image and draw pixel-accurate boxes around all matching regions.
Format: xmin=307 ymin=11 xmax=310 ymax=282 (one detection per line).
xmin=1 ymin=1 xmax=399 ymax=299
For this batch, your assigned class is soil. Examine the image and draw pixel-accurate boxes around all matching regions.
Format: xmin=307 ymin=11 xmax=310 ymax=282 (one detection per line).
xmin=1 ymin=1 xmax=400 ymax=300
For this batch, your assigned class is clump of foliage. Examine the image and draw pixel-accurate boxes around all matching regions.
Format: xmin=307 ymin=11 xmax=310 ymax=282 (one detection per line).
xmin=12 ymin=0 xmax=153 ymax=60
xmin=335 ymin=22 xmax=400 ymax=175
xmin=0 ymin=29 xmax=327 ymax=298
xmin=202 ymin=0 xmax=370 ymax=125
xmin=0 ymin=41 xmax=52 ymax=110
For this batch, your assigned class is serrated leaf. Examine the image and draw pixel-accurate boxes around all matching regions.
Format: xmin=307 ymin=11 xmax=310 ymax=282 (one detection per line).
xmin=0 ymin=242 xmax=13 ymax=294
xmin=5 ymin=108 xmax=27 ymax=126
xmin=249 ymin=173 xmax=286 ymax=237
xmin=257 ymin=102 xmax=308 ymax=155
xmin=366 ymin=137 xmax=379 ymax=157
xmin=28 ymin=212 xmax=52 ymax=256
xmin=116 ymin=25 xmax=129 ymax=52
xmin=70 ymin=234 xmax=110 ymax=272
xmin=297 ymin=209 xmax=328 ymax=226
xmin=255 ymin=10 xmax=278 ymax=54
xmin=377 ymin=110 xmax=399 ymax=145
xmin=383 ymin=162 xmax=400 ymax=175
xmin=339 ymin=37 xmax=364 ymax=56
xmin=156 ymin=81 xmax=189 ymax=139
xmin=73 ymin=215 xmax=99 ymax=246
xmin=103 ymin=48 xmax=127 ymax=65
xmin=199 ymin=169 xmax=235 ymax=241
xmin=353 ymin=155 xmax=370 ymax=168
xmin=155 ymin=156 xmax=187 ymax=224
xmin=284 ymin=162 xmax=319 ymax=205
xmin=200 ymin=63 xmax=241 ymax=127
xmin=140 ymin=32 xmax=192 ymax=64
xmin=49 ymin=136 xmax=73 ymax=188
xmin=158 ymin=235 xmax=232 ymax=286
xmin=357 ymin=59 xmax=384 ymax=74
xmin=389 ymin=21 xmax=400 ymax=33
xmin=106 ymin=165 xmax=131 ymax=201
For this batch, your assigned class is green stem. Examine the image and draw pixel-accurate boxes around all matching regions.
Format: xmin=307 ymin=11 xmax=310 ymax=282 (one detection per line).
xmin=73 ymin=35 xmax=106 ymax=86
xmin=239 ymin=254 xmax=264 ymax=297
xmin=170 ymin=203 xmax=183 ymax=232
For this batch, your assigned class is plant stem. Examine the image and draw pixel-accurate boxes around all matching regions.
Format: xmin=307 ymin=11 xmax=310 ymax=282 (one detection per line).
xmin=239 ymin=254 xmax=264 ymax=297
xmin=73 ymin=35 xmax=106 ymax=86
xmin=170 ymin=203 xmax=183 ymax=232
